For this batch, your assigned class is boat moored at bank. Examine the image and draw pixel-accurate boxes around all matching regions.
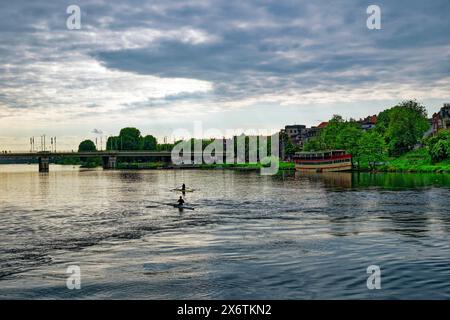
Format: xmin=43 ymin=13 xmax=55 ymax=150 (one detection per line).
xmin=294 ymin=150 xmax=352 ymax=172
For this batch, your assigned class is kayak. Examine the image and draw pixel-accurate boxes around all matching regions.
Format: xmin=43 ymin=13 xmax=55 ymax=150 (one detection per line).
xmin=171 ymin=188 xmax=195 ymax=192
xmin=173 ymin=204 xmax=195 ymax=210
xmin=146 ymin=201 xmax=195 ymax=210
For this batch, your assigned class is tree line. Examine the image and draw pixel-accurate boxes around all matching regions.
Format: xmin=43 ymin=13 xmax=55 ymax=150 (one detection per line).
xmin=79 ymin=127 xmax=171 ymax=152
xmin=79 ymin=128 xmax=274 ymax=158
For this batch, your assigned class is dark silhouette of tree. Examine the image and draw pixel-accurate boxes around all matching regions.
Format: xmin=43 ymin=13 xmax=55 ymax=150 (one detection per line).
xmin=142 ymin=135 xmax=157 ymax=150
xmin=78 ymin=140 xmax=96 ymax=152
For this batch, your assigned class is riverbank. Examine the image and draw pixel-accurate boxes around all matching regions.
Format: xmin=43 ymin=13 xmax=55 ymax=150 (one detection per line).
xmin=18 ymin=149 xmax=450 ymax=173
xmin=358 ymin=149 xmax=450 ymax=173
xmin=115 ymin=161 xmax=296 ymax=171
xmin=111 ymin=150 xmax=450 ymax=173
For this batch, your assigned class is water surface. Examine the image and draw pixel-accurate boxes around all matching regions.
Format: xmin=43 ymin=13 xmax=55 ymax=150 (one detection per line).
xmin=0 ymin=165 xmax=449 ymax=299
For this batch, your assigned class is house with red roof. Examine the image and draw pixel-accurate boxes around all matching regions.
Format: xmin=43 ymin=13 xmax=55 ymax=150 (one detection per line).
xmin=317 ymin=122 xmax=328 ymax=129
xmin=359 ymin=115 xmax=377 ymax=130
xmin=432 ymin=103 xmax=450 ymax=135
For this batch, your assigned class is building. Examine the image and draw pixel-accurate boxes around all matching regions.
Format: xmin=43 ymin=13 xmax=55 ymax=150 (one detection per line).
xmin=284 ymin=125 xmax=306 ymax=145
xmin=317 ymin=122 xmax=328 ymax=129
xmin=282 ymin=124 xmax=321 ymax=149
xmin=432 ymin=104 xmax=450 ymax=135
xmin=358 ymin=115 xmax=377 ymax=130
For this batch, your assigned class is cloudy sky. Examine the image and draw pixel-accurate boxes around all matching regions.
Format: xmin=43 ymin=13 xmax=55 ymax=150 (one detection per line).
xmin=0 ymin=0 xmax=449 ymax=150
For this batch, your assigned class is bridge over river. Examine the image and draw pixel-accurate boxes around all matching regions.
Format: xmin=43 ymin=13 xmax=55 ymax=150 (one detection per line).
xmin=0 ymin=151 xmax=225 ymax=172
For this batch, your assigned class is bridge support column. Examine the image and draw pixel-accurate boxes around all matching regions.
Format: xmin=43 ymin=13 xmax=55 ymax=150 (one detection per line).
xmin=102 ymin=156 xmax=117 ymax=169
xmin=38 ymin=157 xmax=49 ymax=172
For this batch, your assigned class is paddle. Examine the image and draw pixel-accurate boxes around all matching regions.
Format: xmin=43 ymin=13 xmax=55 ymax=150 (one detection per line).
xmin=146 ymin=200 xmax=195 ymax=210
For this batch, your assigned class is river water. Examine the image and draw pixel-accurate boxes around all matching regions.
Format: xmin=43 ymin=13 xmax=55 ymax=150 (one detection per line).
xmin=0 ymin=165 xmax=449 ymax=299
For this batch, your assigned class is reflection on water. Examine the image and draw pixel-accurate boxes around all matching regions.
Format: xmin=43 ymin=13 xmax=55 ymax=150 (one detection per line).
xmin=289 ymin=171 xmax=450 ymax=190
xmin=293 ymin=171 xmax=353 ymax=188
xmin=0 ymin=165 xmax=449 ymax=299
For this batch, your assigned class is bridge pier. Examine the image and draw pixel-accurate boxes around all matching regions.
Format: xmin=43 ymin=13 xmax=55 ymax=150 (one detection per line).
xmin=38 ymin=156 xmax=49 ymax=172
xmin=102 ymin=156 xmax=117 ymax=169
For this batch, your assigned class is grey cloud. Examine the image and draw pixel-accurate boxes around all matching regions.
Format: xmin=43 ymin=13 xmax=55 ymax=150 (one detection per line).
xmin=0 ymin=0 xmax=449 ymax=115
xmin=88 ymin=0 xmax=450 ymax=102
xmin=92 ymin=128 xmax=103 ymax=134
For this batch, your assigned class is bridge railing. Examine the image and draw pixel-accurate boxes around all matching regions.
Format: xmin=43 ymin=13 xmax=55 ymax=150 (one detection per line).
xmin=0 ymin=150 xmax=79 ymax=154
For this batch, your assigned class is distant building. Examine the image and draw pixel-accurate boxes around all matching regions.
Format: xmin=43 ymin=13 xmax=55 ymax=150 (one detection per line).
xmin=282 ymin=124 xmax=322 ymax=149
xmin=284 ymin=125 xmax=306 ymax=139
xmin=317 ymin=122 xmax=328 ymax=129
xmin=432 ymin=104 xmax=450 ymax=135
xmin=358 ymin=115 xmax=377 ymax=130
xmin=284 ymin=125 xmax=306 ymax=147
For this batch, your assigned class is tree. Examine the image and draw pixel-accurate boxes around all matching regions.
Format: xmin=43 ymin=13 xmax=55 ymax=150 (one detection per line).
xmin=303 ymin=135 xmax=325 ymax=151
xmin=78 ymin=140 xmax=96 ymax=152
xmin=376 ymin=100 xmax=429 ymax=156
xmin=319 ymin=115 xmax=346 ymax=149
xmin=426 ymin=130 xmax=450 ymax=163
xmin=78 ymin=140 xmax=100 ymax=167
xmin=106 ymin=136 xmax=120 ymax=150
xmin=375 ymin=108 xmax=391 ymax=136
xmin=356 ymin=131 xmax=388 ymax=170
xmin=142 ymin=135 xmax=157 ymax=151
xmin=398 ymin=99 xmax=427 ymax=118
xmin=305 ymin=115 xmax=363 ymax=155
xmin=334 ymin=122 xmax=363 ymax=156
xmin=157 ymin=143 xmax=175 ymax=151
xmin=119 ymin=127 xmax=142 ymax=150
xmin=283 ymin=137 xmax=300 ymax=158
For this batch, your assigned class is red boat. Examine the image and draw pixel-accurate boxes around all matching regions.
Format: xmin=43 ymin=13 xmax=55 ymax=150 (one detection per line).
xmin=294 ymin=150 xmax=352 ymax=172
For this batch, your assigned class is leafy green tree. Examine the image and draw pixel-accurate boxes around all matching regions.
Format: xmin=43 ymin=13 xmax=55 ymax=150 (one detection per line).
xmin=356 ymin=131 xmax=388 ymax=170
xmin=142 ymin=135 xmax=157 ymax=151
xmin=78 ymin=140 xmax=96 ymax=152
xmin=157 ymin=143 xmax=175 ymax=151
xmin=106 ymin=136 xmax=120 ymax=150
xmin=376 ymin=100 xmax=429 ymax=156
xmin=426 ymin=130 xmax=450 ymax=162
xmin=119 ymin=127 xmax=142 ymax=150
xmin=303 ymin=136 xmax=326 ymax=151
xmin=283 ymin=137 xmax=300 ymax=158
xmin=375 ymin=108 xmax=391 ymax=136
xmin=319 ymin=115 xmax=345 ymax=148
xmin=334 ymin=122 xmax=363 ymax=156
xmin=430 ymin=140 xmax=450 ymax=162
xmin=78 ymin=140 xmax=100 ymax=167
xmin=305 ymin=115 xmax=363 ymax=155
xmin=399 ymin=99 xmax=427 ymax=118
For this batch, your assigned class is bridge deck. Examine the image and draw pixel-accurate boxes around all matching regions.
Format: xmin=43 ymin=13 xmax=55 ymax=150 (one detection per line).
xmin=0 ymin=151 xmax=226 ymax=158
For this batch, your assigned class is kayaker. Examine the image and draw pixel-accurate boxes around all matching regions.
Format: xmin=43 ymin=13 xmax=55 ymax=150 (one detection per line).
xmin=177 ymin=196 xmax=185 ymax=206
xmin=181 ymin=183 xmax=186 ymax=191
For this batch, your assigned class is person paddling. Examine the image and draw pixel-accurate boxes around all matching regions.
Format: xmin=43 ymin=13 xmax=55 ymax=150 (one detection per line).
xmin=177 ymin=196 xmax=185 ymax=207
xmin=181 ymin=183 xmax=186 ymax=191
